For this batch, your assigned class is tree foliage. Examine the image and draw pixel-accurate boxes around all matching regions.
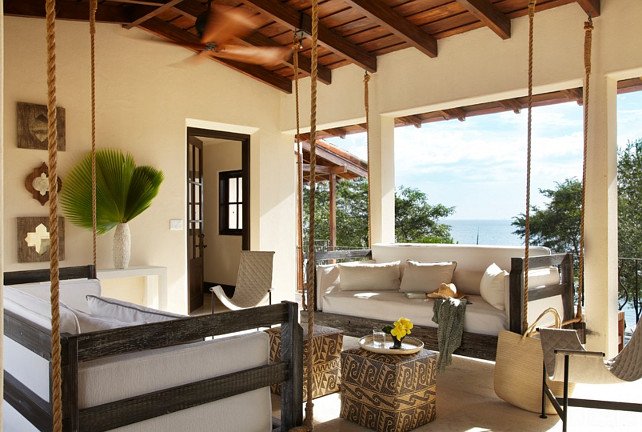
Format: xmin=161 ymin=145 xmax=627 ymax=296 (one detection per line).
xmin=303 ymin=178 xmax=453 ymax=249
xmin=617 ymin=139 xmax=642 ymax=318
xmin=395 ymin=186 xmax=454 ymax=243
xmin=512 ymin=178 xmax=582 ymax=257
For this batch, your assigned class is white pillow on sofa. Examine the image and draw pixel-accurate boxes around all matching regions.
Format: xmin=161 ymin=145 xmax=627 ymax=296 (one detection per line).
xmin=480 ymin=263 xmax=508 ymax=310
xmin=71 ymin=306 xmax=146 ymax=333
xmin=399 ymin=260 xmax=457 ymax=293
xmin=338 ymin=261 xmax=401 ymax=291
xmin=86 ymin=296 xmax=184 ymax=323
xmin=3 ymin=285 xmax=80 ymax=334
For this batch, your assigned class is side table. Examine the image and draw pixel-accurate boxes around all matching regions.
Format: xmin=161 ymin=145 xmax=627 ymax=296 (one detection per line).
xmin=340 ymin=348 xmax=437 ymax=432
xmin=266 ymin=325 xmax=343 ymax=400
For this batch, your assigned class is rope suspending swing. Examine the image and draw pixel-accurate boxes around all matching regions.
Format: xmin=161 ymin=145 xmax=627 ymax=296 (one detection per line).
xmin=523 ymin=0 xmax=592 ymax=333
xmin=45 ymin=0 xmax=63 ymax=428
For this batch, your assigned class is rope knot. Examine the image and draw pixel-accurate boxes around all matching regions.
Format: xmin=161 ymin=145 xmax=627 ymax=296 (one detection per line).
xmin=363 ymin=72 xmax=370 ymax=84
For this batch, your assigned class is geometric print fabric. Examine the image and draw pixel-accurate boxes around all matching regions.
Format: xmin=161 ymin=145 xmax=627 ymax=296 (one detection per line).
xmin=341 ymin=348 xmax=437 ymax=432
xmin=266 ymin=325 xmax=343 ymax=400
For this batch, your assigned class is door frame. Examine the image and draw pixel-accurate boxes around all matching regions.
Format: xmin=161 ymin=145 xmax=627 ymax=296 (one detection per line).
xmin=186 ymin=127 xmax=250 ymax=312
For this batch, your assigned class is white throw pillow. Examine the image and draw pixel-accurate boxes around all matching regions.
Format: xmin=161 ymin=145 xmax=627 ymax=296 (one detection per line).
xmin=339 ymin=261 xmax=401 ymax=291
xmin=399 ymin=260 xmax=457 ymax=293
xmin=3 ymin=285 xmax=80 ymax=334
xmin=71 ymin=307 xmax=145 ymax=333
xmin=480 ymin=263 xmax=508 ymax=310
xmin=86 ymin=296 xmax=184 ymax=323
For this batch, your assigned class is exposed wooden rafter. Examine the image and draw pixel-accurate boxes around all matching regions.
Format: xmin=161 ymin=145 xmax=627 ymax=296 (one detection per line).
xmin=124 ymin=0 xmax=185 ymax=29
xmin=441 ymin=108 xmax=467 ymax=122
xmin=344 ymin=0 xmax=438 ymax=58
xmin=3 ymin=0 xmax=152 ymax=24
xmin=174 ymin=0 xmax=332 ymax=85
xmin=242 ymin=0 xmax=377 ymax=72
xmin=139 ymin=17 xmax=292 ymax=93
xmin=499 ymin=98 xmax=522 ymax=114
xmin=576 ymin=0 xmax=601 ymax=17
xmin=456 ymin=0 xmax=511 ymax=39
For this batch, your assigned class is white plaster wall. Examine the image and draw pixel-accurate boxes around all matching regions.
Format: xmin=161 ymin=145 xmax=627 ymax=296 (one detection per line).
xmin=1 ymin=2 xmax=5 ymax=425
xmin=203 ymin=139 xmax=242 ymax=285
xmin=2 ymin=17 xmax=296 ymax=313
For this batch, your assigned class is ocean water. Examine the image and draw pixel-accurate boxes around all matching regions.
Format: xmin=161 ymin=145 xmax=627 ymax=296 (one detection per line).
xmin=444 ymin=219 xmax=523 ymax=246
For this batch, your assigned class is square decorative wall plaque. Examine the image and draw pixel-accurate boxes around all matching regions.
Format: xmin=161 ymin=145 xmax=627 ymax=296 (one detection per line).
xmin=17 ymin=216 xmax=66 ymax=263
xmin=17 ymin=102 xmax=66 ymax=151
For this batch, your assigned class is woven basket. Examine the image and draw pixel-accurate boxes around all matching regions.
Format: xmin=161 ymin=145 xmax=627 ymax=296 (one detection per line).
xmin=494 ymin=307 xmax=574 ymax=414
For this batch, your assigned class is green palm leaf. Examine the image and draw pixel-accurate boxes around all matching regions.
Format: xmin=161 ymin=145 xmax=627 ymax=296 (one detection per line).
xmin=61 ymin=149 xmax=164 ymax=235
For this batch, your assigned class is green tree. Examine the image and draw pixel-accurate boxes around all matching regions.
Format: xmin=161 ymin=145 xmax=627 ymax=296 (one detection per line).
xmin=512 ymin=178 xmax=582 ymax=258
xmin=617 ymin=139 xmax=642 ymax=319
xmin=395 ymin=186 xmax=454 ymax=243
xmin=303 ymin=179 xmax=454 ymax=248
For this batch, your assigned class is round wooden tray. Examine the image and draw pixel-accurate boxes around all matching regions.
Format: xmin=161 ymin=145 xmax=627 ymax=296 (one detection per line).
xmin=359 ymin=334 xmax=424 ymax=355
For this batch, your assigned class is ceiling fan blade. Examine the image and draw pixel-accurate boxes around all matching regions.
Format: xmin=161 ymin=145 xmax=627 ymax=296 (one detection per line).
xmin=201 ymin=5 xmax=259 ymax=46
xmin=213 ymin=45 xmax=292 ymax=66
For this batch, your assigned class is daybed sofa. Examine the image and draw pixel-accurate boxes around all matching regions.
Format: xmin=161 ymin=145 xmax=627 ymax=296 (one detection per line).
xmin=304 ymin=243 xmax=574 ymax=360
xmin=3 ymin=266 xmax=303 ymax=432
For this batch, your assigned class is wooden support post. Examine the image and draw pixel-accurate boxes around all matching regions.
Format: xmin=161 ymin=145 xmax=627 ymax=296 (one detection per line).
xmin=280 ymin=301 xmax=303 ymax=430
xmin=329 ymin=173 xmax=337 ymax=253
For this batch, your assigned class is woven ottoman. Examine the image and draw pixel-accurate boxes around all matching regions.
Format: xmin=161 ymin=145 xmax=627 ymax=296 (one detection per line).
xmin=340 ymin=348 xmax=437 ymax=432
xmin=266 ymin=325 xmax=343 ymax=400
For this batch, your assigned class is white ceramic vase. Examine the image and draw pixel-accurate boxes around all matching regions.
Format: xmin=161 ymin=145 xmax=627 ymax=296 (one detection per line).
xmin=113 ymin=222 xmax=131 ymax=269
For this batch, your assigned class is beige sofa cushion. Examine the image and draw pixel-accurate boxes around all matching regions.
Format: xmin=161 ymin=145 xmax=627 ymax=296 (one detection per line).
xmin=399 ymin=260 xmax=457 ymax=293
xmin=338 ymin=261 xmax=401 ymax=291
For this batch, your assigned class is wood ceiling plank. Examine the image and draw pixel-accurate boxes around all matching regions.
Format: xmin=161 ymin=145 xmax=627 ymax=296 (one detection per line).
xmin=139 ymin=17 xmax=292 ymax=93
xmin=243 ymin=0 xmax=377 ymax=72
xmin=3 ymin=0 xmax=152 ymax=24
xmin=456 ymin=0 xmax=511 ymax=39
xmin=344 ymin=0 xmax=438 ymax=57
xmin=124 ymin=0 xmax=186 ymax=29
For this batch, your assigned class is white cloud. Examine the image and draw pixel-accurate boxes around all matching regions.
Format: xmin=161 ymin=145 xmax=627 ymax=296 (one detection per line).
xmin=326 ymin=92 xmax=642 ymax=220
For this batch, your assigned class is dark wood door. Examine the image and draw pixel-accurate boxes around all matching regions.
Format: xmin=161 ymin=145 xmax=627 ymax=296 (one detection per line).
xmin=188 ymin=136 xmax=205 ymax=313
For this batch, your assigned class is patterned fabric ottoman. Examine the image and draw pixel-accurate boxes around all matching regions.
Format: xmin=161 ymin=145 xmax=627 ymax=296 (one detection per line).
xmin=340 ymin=348 xmax=437 ymax=432
xmin=266 ymin=325 xmax=343 ymax=400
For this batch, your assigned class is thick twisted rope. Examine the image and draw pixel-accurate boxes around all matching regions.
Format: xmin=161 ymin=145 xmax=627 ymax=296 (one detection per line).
xmin=90 ymin=0 xmax=98 ymax=269
xmin=577 ymin=17 xmax=593 ymax=321
xmin=523 ymin=0 xmax=536 ymax=333
xmin=45 ymin=0 xmax=63 ymax=430
xmin=364 ymin=71 xmax=372 ymax=247
xmin=303 ymin=0 xmax=320 ymax=429
xmin=294 ymin=33 xmax=306 ymax=309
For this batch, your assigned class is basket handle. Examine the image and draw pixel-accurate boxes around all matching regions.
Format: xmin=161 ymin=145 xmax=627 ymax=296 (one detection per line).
xmin=522 ymin=307 xmax=561 ymax=340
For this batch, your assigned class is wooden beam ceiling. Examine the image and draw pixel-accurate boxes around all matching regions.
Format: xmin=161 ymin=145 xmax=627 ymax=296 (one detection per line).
xmin=139 ymin=17 xmax=292 ymax=93
xmin=242 ymin=0 xmax=377 ymax=72
xmin=576 ymin=0 xmax=601 ymax=17
xmin=344 ymin=0 xmax=438 ymax=58
xmin=456 ymin=0 xmax=511 ymax=39
xmin=172 ymin=0 xmax=331 ymax=84
xmin=3 ymin=0 xmax=151 ymax=24
xmin=123 ymin=0 xmax=185 ymax=29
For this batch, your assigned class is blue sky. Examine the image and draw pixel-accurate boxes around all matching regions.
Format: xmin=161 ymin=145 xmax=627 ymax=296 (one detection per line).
xmin=327 ymin=91 xmax=642 ymax=220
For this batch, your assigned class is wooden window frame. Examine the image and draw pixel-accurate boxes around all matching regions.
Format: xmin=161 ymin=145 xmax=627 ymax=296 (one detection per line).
xmin=219 ymin=170 xmax=243 ymax=236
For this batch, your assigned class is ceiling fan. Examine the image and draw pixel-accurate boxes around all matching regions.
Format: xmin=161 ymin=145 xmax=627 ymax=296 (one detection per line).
xmin=176 ymin=0 xmax=292 ymax=66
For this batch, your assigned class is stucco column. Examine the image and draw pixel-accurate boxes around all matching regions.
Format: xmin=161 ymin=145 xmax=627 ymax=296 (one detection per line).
xmin=368 ymin=114 xmax=396 ymax=244
xmin=584 ymin=74 xmax=619 ymax=357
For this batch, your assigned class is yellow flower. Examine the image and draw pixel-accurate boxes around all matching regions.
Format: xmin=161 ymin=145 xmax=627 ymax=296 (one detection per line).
xmin=390 ymin=317 xmax=413 ymax=341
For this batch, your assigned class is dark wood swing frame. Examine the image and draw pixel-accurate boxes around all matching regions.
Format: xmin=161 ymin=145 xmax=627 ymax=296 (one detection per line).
xmin=3 ymin=266 xmax=303 ymax=432
xmin=302 ymin=249 xmax=575 ymax=361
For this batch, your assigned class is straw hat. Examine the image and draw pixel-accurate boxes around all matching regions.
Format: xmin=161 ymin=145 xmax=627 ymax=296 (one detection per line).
xmin=427 ymin=283 xmax=465 ymax=299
